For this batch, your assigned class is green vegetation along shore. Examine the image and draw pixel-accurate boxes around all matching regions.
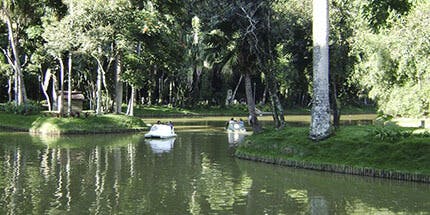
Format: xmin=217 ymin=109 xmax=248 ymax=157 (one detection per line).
xmin=235 ymin=125 xmax=430 ymax=182
xmin=132 ymin=104 xmax=375 ymax=117
xmin=0 ymin=112 xmax=146 ymax=135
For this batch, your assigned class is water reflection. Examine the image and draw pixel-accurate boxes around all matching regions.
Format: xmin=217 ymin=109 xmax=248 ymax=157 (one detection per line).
xmin=0 ymin=131 xmax=428 ymax=214
xmin=227 ymin=132 xmax=246 ymax=145
xmin=237 ymin=159 xmax=430 ymax=214
xmin=145 ymin=138 xmax=176 ymax=154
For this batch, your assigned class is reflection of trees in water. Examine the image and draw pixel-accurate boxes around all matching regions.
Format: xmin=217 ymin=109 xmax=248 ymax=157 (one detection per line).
xmin=0 ymin=137 xmax=391 ymax=214
xmin=193 ymin=153 xmax=252 ymax=212
xmin=0 ymin=132 xmax=429 ymax=214
xmin=237 ymin=160 xmax=430 ymax=214
xmin=0 ymin=134 xmax=145 ymax=214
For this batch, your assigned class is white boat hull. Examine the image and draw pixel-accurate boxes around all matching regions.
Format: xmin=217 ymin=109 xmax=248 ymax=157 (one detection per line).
xmin=145 ymin=124 xmax=177 ymax=139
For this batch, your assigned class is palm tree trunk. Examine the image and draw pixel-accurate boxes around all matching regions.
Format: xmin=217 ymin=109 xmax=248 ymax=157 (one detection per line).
xmin=310 ymin=0 xmax=331 ymax=140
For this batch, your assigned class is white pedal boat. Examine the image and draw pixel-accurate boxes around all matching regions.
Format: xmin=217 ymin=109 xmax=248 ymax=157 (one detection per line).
xmin=227 ymin=121 xmax=246 ymax=133
xmin=144 ymin=124 xmax=177 ymax=138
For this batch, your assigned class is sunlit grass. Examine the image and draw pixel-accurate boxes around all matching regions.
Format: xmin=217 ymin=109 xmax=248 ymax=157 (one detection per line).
xmin=237 ymin=125 xmax=430 ymax=175
xmin=0 ymin=112 xmax=146 ymax=134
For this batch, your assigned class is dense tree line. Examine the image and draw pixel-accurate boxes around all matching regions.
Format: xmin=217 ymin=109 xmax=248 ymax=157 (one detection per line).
xmin=1 ymin=0 xmax=429 ymax=133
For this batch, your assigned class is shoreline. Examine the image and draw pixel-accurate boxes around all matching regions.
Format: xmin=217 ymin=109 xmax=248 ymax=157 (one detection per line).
xmin=0 ymin=125 xmax=146 ymax=135
xmin=234 ymin=125 xmax=430 ymax=183
xmin=0 ymin=112 xmax=147 ymax=135
xmin=235 ymin=152 xmax=430 ymax=183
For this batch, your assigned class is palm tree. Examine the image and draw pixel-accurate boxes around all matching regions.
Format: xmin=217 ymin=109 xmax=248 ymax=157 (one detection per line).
xmin=309 ymin=0 xmax=331 ymax=140
xmin=204 ymin=1 xmax=265 ymax=133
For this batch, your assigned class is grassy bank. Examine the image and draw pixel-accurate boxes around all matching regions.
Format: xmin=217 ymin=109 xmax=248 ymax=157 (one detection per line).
xmin=0 ymin=112 xmax=147 ymax=135
xmin=236 ymin=125 xmax=430 ymax=177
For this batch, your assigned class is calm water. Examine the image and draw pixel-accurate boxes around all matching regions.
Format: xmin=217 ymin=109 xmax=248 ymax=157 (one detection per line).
xmin=0 ymin=125 xmax=429 ymax=214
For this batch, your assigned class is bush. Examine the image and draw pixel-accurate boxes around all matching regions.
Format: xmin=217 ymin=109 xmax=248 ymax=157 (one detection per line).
xmin=2 ymin=101 xmax=41 ymax=115
xmin=369 ymin=125 xmax=412 ymax=142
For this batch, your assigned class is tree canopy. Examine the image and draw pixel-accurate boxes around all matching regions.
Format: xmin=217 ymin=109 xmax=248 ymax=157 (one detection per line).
xmin=0 ymin=0 xmax=428 ymax=122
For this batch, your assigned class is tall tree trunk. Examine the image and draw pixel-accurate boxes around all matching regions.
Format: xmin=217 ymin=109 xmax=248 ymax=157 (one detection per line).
xmin=52 ymin=72 xmax=58 ymax=111
xmin=158 ymin=75 xmax=163 ymax=104
xmin=5 ymin=15 xmax=26 ymax=105
xmin=7 ymin=75 xmax=12 ymax=102
xmin=230 ymin=74 xmax=243 ymax=105
xmin=244 ymin=73 xmax=262 ymax=133
xmin=265 ymin=0 xmax=285 ymax=129
xmin=310 ymin=0 xmax=331 ymax=140
xmin=114 ymin=53 xmax=123 ymax=114
xmin=261 ymin=84 xmax=268 ymax=105
xmin=41 ymin=68 xmax=52 ymax=111
xmin=100 ymin=65 xmax=111 ymax=112
xmin=2 ymin=48 xmax=17 ymax=103
xmin=191 ymin=65 xmax=202 ymax=103
xmin=14 ymin=63 xmax=18 ymax=102
xmin=58 ymin=57 xmax=65 ymax=116
xmin=331 ymin=81 xmax=340 ymax=128
xmin=126 ymin=85 xmax=135 ymax=116
xmin=96 ymin=62 xmax=102 ymax=115
xmin=169 ymin=81 xmax=173 ymax=106
xmin=67 ymin=53 xmax=72 ymax=115
xmin=266 ymin=68 xmax=285 ymax=129
xmin=269 ymin=91 xmax=286 ymax=129
xmin=147 ymin=82 xmax=152 ymax=106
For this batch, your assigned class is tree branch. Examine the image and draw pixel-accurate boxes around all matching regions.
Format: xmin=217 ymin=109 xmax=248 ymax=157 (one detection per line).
xmin=1 ymin=47 xmax=17 ymax=72
xmin=238 ymin=5 xmax=261 ymax=55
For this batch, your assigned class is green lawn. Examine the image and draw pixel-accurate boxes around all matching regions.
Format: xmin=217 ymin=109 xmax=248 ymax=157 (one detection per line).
xmin=236 ymin=125 xmax=430 ymax=175
xmin=0 ymin=112 xmax=40 ymax=130
xmin=0 ymin=112 xmax=147 ymax=134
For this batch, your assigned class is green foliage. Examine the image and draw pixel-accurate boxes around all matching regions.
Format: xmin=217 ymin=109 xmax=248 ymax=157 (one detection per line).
xmin=369 ymin=125 xmax=412 ymax=142
xmin=1 ymin=101 xmax=41 ymax=115
xmin=271 ymin=0 xmax=313 ymax=107
xmin=0 ymin=0 xmax=426 ymax=120
xmin=361 ymin=0 xmax=414 ymax=31
xmin=352 ymin=1 xmax=430 ymax=117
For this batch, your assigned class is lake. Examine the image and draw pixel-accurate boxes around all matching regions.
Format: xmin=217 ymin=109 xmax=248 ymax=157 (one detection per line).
xmin=0 ymin=117 xmax=429 ymax=214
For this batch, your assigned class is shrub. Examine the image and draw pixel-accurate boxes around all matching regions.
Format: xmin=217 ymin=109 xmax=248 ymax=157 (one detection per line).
xmin=369 ymin=125 xmax=412 ymax=142
xmin=2 ymin=101 xmax=41 ymax=115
